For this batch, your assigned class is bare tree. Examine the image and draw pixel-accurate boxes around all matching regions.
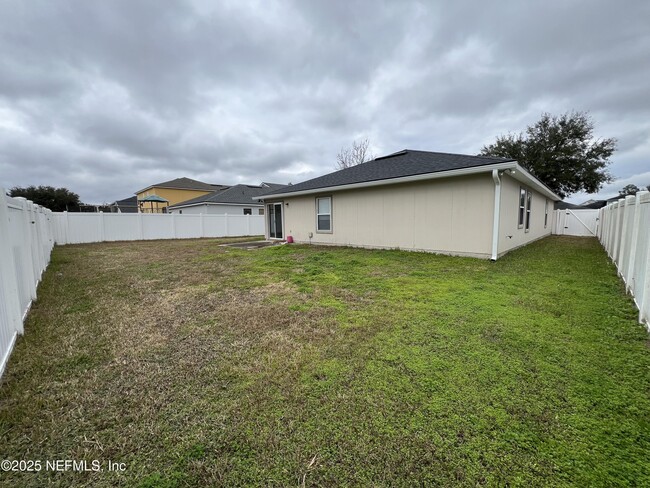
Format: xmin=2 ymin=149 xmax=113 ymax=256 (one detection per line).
xmin=336 ymin=138 xmax=374 ymax=170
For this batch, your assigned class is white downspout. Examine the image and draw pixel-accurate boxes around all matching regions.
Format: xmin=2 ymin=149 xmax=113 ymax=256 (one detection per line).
xmin=491 ymin=169 xmax=501 ymax=261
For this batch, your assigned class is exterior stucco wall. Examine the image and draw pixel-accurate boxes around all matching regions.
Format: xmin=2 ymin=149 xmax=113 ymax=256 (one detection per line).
xmin=497 ymin=173 xmax=552 ymax=254
xmin=266 ymin=174 xmax=496 ymax=258
xmin=169 ymin=204 xmax=262 ymax=215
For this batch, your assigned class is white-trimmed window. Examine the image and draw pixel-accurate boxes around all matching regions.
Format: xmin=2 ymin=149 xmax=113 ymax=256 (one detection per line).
xmin=544 ymin=199 xmax=549 ymax=228
xmin=316 ymin=196 xmax=332 ymax=232
xmin=243 ymin=208 xmax=252 ymax=215
xmin=525 ymin=190 xmax=532 ymax=232
xmin=518 ymin=187 xmax=526 ymax=228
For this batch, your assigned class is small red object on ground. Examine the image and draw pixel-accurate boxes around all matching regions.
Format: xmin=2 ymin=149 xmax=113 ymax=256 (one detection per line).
xmin=286 ymin=236 xmax=294 ymax=243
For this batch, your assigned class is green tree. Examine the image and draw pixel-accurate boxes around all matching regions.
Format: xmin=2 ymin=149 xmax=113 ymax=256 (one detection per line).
xmin=9 ymin=185 xmax=81 ymax=211
xmin=618 ymin=183 xmax=650 ymax=197
xmin=480 ymin=111 xmax=616 ymax=199
xmin=618 ymin=184 xmax=641 ymax=197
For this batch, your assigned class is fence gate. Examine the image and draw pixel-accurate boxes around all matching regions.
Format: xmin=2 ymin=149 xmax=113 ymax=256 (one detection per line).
xmin=552 ymin=209 xmax=599 ymax=236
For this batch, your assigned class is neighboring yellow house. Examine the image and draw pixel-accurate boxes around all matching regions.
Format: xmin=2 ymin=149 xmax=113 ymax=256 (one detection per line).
xmin=135 ymin=177 xmax=229 ymax=213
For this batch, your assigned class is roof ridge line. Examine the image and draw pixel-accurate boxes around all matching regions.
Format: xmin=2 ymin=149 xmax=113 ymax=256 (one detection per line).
xmin=404 ymin=149 xmax=516 ymax=162
xmin=374 ymin=149 xmax=408 ymax=161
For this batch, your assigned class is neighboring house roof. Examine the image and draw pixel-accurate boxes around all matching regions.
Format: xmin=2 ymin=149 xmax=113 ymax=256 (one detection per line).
xmin=110 ymin=196 xmax=138 ymax=213
xmin=135 ymin=177 xmax=229 ymax=194
xmin=606 ymin=195 xmax=623 ymax=203
xmin=256 ymin=149 xmax=561 ymax=201
xmin=555 ymin=201 xmax=583 ymax=210
xmin=169 ymin=183 xmax=287 ymax=209
xmin=555 ymin=199 xmax=607 ymax=210
xmin=578 ymin=198 xmax=608 ymax=209
xmin=581 ymin=200 xmax=608 ymax=209
xmin=260 ymin=182 xmax=288 ymax=191
xmin=112 ymin=196 xmax=138 ymax=206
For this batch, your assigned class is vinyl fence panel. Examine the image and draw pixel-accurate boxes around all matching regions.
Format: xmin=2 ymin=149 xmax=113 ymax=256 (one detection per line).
xmin=0 ymin=191 xmax=55 ymax=378
xmin=103 ymin=213 xmax=141 ymax=241
xmin=51 ymin=212 xmax=265 ymax=244
xmin=173 ymin=214 xmax=203 ymax=239
xmin=598 ymin=192 xmax=650 ymax=328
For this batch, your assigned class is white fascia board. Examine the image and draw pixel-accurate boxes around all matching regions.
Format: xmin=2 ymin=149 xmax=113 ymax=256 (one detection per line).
xmin=168 ymin=202 xmax=263 ymax=210
xmin=254 ymin=162 xmax=518 ymax=201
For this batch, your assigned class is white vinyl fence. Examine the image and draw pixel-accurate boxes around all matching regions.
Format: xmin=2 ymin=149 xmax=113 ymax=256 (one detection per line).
xmin=598 ymin=191 xmax=650 ymax=328
xmin=0 ymin=191 xmax=55 ymax=377
xmin=51 ymin=212 xmax=265 ymax=244
xmin=552 ymin=209 xmax=599 ymax=236
xmin=1 ymin=197 xmax=265 ymax=379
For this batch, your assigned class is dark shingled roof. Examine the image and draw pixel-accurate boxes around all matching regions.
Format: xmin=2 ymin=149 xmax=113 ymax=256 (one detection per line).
xmin=260 ymin=182 xmax=288 ymax=191
xmin=554 ymin=201 xmax=583 ymax=210
xmin=555 ymin=200 xmax=608 ymax=210
xmin=137 ymin=177 xmax=229 ymax=193
xmin=111 ymin=196 xmax=138 ymax=213
xmin=170 ymin=184 xmax=287 ymax=208
xmin=114 ymin=196 xmax=137 ymax=206
xmin=259 ymin=150 xmax=516 ymax=197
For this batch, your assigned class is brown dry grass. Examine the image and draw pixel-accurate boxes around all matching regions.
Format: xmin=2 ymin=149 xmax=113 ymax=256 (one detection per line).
xmin=0 ymin=237 xmax=344 ymax=487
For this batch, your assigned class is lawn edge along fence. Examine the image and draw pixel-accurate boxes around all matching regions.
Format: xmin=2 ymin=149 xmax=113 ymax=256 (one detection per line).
xmin=0 ymin=190 xmax=55 ymax=378
xmin=0 ymin=189 xmax=264 ymax=379
xmin=598 ymin=190 xmax=650 ymax=328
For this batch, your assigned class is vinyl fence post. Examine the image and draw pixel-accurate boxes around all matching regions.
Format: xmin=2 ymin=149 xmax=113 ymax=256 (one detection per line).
xmin=28 ymin=202 xmax=42 ymax=288
xmin=99 ymin=211 xmax=105 ymax=242
xmin=641 ymin=244 xmax=650 ymax=327
xmin=225 ymin=213 xmax=229 ymax=236
xmin=598 ymin=208 xmax=604 ymax=242
xmin=34 ymin=205 xmax=46 ymax=277
xmin=626 ymin=192 xmax=646 ymax=292
xmin=45 ymin=209 xmax=54 ymax=253
xmin=16 ymin=198 xmax=37 ymax=301
xmin=618 ymin=196 xmax=634 ymax=279
xmin=246 ymin=215 xmax=250 ymax=235
xmin=200 ymin=213 xmax=205 ymax=238
xmin=600 ymin=205 xmax=611 ymax=252
xmin=606 ymin=203 xmax=618 ymax=254
xmin=171 ymin=212 xmax=177 ymax=239
xmin=611 ymin=202 xmax=621 ymax=260
xmin=0 ymin=189 xmax=23 ymax=335
xmin=138 ymin=212 xmax=144 ymax=240
xmin=64 ymin=210 xmax=70 ymax=245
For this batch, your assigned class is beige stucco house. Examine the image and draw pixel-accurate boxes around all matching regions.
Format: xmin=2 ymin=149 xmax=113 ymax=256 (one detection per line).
xmin=256 ymin=150 xmax=561 ymax=260
xmin=135 ymin=177 xmax=229 ymax=213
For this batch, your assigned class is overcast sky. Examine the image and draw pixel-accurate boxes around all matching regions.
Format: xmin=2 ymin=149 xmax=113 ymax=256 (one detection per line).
xmin=1 ymin=0 xmax=648 ymax=204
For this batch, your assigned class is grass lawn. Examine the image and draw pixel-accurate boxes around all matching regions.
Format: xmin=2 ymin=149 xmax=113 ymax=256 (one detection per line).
xmin=1 ymin=236 xmax=648 ymax=487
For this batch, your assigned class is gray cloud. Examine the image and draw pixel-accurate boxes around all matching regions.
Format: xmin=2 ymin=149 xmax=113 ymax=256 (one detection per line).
xmin=0 ymin=0 xmax=648 ymax=204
